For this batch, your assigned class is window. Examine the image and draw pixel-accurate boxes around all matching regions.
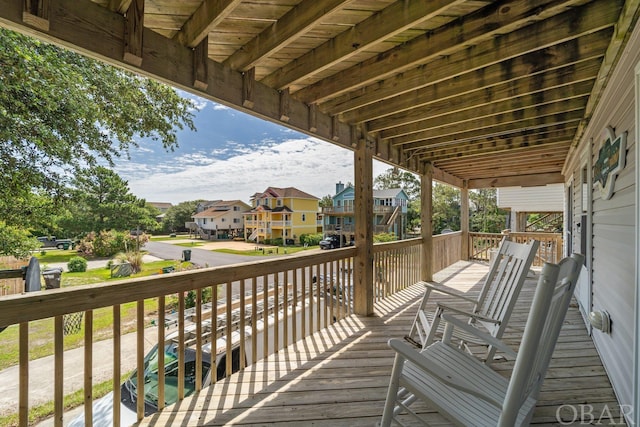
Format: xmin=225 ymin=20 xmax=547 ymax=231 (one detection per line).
xmin=302 ymin=214 xmax=306 ymax=221
xmin=221 ymin=218 xmax=226 ymax=222
xmin=233 ymin=218 xmax=240 ymax=223
xmin=277 ymin=199 xmax=283 ymax=207
xmin=203 ymin=218 xmax=207 ymax=224
xmin=233 ymin=206 xmax=240 ymax=211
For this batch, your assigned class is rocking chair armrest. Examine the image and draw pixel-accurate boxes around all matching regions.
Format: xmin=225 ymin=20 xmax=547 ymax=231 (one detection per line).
xmin=387 ymin=338 xmax=503 ymax=408
xmin=435 ymin=303 xmax=502 ymax=324
xmin=418 ymin=281 xmax=479 ymax=304
xmin=440 ymin=314 xmax=517 ymax=358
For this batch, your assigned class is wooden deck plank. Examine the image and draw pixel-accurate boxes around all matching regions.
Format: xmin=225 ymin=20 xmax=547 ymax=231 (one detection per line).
xmin=139 ymin=261 xmax=625 ymax=426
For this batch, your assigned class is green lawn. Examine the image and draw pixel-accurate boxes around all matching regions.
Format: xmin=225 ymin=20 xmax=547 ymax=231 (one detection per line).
xmin=34 ymin=248 xmax=86 ymax=263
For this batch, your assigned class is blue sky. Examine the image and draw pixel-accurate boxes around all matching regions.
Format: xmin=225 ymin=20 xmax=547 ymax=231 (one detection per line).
xmin=115 ymin=93 xmax=389 ymax=205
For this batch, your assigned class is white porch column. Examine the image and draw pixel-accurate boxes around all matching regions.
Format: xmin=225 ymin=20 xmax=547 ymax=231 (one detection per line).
xmin=354 ymin=137 xmax=374 ymax=316
xmin=421 ymin=163 xmax=433 ymax=282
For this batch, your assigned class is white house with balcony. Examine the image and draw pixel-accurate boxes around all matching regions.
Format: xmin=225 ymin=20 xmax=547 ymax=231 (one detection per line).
xmin=191 ymin=200 xmax=250 ymax=240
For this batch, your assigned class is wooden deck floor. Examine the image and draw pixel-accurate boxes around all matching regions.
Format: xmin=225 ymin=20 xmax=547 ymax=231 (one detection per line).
xmin=140 ymin=261 xmax=624 ymax=426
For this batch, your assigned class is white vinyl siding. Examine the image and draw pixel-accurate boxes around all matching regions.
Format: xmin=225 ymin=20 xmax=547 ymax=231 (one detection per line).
xmin=565 ymin=23 xmax=640 ymax=419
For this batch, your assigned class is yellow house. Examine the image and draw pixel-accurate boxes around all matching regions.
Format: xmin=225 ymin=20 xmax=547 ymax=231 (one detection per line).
xmin=244 ymin=187 xmax=320 ymax=244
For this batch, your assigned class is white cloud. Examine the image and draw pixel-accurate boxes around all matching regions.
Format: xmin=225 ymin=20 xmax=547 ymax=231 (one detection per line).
xmin=122 ymin=137 xmax=390 ymax=203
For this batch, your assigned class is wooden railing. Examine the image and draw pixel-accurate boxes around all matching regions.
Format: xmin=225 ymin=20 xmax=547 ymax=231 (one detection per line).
xmin=0 ymin=237 xmax=429 ymax=426
xmin=372 ymin=238 xmax=423 ymax=301
xmin=432 ymin=232 xmax=463 ymax=273
xmin=469 ymin=232 xmax=563 ymax=266
xmin=0 ymin=248 xmax=357 ymax=426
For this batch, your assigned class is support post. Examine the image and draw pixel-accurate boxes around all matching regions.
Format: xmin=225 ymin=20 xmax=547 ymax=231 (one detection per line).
xmin=421 ymin=163 xmax=433 ymax=281
xmin=354 ymin=135 xmax=374 ymax=316
xmin=461 ymin=182 xmax=469 ymax=260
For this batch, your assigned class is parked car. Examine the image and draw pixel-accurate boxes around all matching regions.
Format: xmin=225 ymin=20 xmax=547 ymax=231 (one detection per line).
xmin=319 ymin=235 xmax=353 ymax=250
xmin=37 ymin=236 xmax=74 ymax=250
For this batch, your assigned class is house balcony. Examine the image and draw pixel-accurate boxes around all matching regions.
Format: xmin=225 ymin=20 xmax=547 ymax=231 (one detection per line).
xmin=269 ymin=220 xmax=292 ymax=228
xmin=2 ymin=231 xmax=607 ymax=427
xmin=324 ymin=224 xmax=355 ymax=233
xmin=322 ymin=206 xmax=394 ymax=215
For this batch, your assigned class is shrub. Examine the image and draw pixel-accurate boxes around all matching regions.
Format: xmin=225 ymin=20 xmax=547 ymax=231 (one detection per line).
xmin=373 ymin=232 xmax=398 ymax=243
xmin=185 ymin=287 xmax=213 ymax=309
xmin=300 ymin=233 xmax=323 ymax=246
xmin=78 ymin=231 xmax=150 ymax=257
xmin=67 ymin=256 xmax=88 ymax=272
xmin=114 ymin=251 xmax=144 ymax=274
xmin=272 ymin=237 xmax=283 ymax=246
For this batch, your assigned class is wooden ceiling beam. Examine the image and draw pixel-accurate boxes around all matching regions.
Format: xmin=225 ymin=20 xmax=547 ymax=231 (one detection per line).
xmin=418 ymin=130 xmax=574 ymax=162
xmin=440 ymin=151 xmax=569 ymax=171
xmin=327 ymin=34 xmax=609 ymax=116
xmin=225 ymin=0 xmax=354 ymax=72
xmin=296 ymin=0 xmax=614 ymax=104
xmin=436 ymin=141 xmax=570 ymax=161
xmin=174 ymin=0 xmax=243 ymax=48
xmin=354 ymin=57 xmax=600 ymax=128
xmin=260 ymin=0 xmax=460 ymax=90
xmin=468 ymin=173 xmax=565 ymax=188
xmin=392 ymin=99 xmax=585 ymax=148
xmin=380 ymin=82 xmax=593 ymax=139
xmin=399 ymin=110 xmax=585 ymax=152
xmin=378 ymin=85 xmax=591 ymax=141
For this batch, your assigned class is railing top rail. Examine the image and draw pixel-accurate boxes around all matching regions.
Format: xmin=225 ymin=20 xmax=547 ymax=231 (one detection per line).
xmin=372 ymin=237 xmax=422 ymax=253
xmin=432 ymin=231 xmax=462 ymax=241
xmin=0 ymin=246 xmax=356 ymax=326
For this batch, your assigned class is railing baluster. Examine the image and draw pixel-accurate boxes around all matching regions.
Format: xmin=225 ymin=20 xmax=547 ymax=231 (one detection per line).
xmin=136 ymin=301 xmax=144 ymax=420
xmin=251 ymin=277 xmax=257 ymax=364
xmin=84 ymin=310 xmax=93 ymax=427
xmin=292 ymin=269 xmax=298 ymax=341
xmin=263 ymin=274 xmax=269 ymax=358
xmin=283 ymin=271 xmax=288 ymax=348
xmin=113 ymin=305 xmax=121 ymax=427
xmin=157 ymin=297 xmax=165 ymax=411
xmin=273 ymin=273 xmax=279 ymax=352
xmin=196 ymin=289 xmax=203 ymax=391
xmin=211 ymin=284 xmax=217 ymax=385
xmin=19 ymin=322 xmax=28 ymax=426
xmin=240 ymin=279 xmax=246 ymax=369
xmin=54 ymin=315 xmax=63 ymax=427
xmin=225 ymin=282 xmax=232 ymax=377
xmin=178 ymin=293 xmax=185 ymax=400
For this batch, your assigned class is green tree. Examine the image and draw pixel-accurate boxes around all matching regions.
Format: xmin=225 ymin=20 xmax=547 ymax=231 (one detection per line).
xmin=319 ymin=194 xmax=334 ymax=208
xmin=432 ymin=183 xmax=461 ymax=234
xmin=162 ymin=200 xmax=204 ymax=232
xmin=0 ymin=28 xmax=195 ymax=256
xmin=374 ymin=167 xmax=420 ymax=200
xmin=469 ymin=189 xmax=507 ymax=233
xmin=59 ymin=166 xmax=156 ymax=235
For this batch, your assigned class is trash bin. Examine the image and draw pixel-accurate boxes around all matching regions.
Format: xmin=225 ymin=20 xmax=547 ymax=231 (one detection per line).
xmin=61 ymin=242 xmax=71 ymax=250
xmin=42 ymin=267 xmax=63 ymax=289
xmin=182 ymin=249 xmax=192 ymax=261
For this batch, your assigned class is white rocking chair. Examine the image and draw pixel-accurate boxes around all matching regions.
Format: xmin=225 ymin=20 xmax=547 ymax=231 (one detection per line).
xmin=381 ymin=253 xmax=584 ymax=427
xmin=406 ymin=237 xmax=539 ymax=364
